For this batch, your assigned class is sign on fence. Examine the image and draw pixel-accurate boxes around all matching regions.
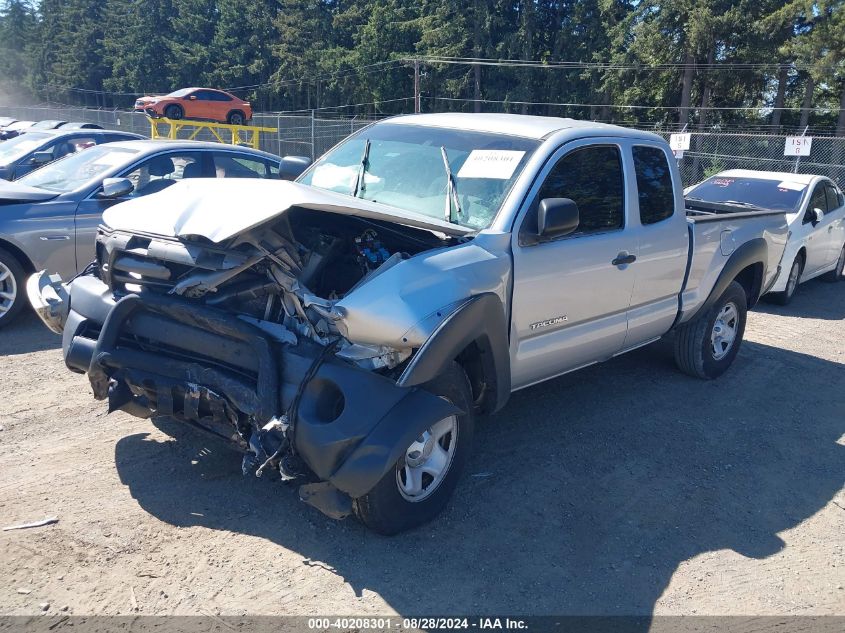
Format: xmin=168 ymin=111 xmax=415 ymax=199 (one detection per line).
xmin=669 ymin=133 xmax=691 ymax=151
xmin=784 ymin=136 xmax=812 ymax=157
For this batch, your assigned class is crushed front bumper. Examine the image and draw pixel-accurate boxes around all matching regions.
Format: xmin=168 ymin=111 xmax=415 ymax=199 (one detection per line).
xmin=26 ymin=270 xmax=70 ymax=334
xmin=28 ymin=272 xmax=459 ymax=502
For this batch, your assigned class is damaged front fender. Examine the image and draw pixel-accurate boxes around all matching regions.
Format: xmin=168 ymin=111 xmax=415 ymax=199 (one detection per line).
xmin=289 ymin=351 xmax=461 ymax=498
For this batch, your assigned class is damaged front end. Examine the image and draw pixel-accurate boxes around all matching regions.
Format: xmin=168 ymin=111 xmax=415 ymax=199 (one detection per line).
xmin=33 ymin=185 xmax=488 ymax=519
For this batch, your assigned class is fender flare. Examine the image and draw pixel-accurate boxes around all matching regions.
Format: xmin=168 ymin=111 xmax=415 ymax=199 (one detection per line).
xmin=689 ymin=237 xmax=768 ymax=322
xmin=396 ymin=293 xmax=511 ymax=413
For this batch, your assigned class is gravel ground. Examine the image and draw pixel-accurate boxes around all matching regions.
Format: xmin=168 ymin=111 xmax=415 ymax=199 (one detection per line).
xmin=0 ymin=278 xmax=843 ymax=618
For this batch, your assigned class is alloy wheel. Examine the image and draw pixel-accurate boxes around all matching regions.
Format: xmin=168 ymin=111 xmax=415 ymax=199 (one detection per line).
xmin=0 ymin=260 xmax=17 ymax=317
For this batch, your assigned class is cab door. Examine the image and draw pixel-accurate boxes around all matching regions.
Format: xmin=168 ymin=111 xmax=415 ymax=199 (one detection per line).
xmin=803 ymin=182 xmax=836 ymax=275
xmin=623 ymin=144 xmax=688 ymax=347
xmin=510 ymin=140 xmax=637 ymax=390
xmin=823 ymin=181 xmax=845 ymax=266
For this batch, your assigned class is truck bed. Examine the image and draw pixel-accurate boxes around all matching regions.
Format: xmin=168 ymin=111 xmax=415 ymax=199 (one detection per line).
xmin=678 ymin=207 xmax=789 ymax=324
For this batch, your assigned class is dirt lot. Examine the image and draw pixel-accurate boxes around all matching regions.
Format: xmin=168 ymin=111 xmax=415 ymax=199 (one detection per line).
xmin=0 ymin=279 xmax=843 ymax=618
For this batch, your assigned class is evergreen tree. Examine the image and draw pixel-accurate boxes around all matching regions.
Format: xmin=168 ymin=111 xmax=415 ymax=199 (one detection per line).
xmin=101 ymin=0 xmax=176 ymax=94
xmin=0 ymin=0 xmax=36 ymax=85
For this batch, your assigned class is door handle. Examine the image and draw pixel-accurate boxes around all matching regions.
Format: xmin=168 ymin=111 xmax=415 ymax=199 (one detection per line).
xmin=612 ymin=253 xmax=637 ymax=266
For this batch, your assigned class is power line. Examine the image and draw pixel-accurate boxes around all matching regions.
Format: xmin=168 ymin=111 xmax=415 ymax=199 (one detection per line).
xmin=409 ymin=56 xmax=825 ymax=72
xmin=426 ymin=96 xmax=841 ymax=113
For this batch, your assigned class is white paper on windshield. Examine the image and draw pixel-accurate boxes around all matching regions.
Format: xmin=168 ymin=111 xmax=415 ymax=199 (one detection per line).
xmin=13 ymin=139 xmax=42 ymax=153
xmin=457 ymin=150 xmax=525 ymax=179
xmin=91 ymin=152 xmax=133 ymax=168
xmin=310 ymin=163 xmax=381 ymax=190
xmin=776 ymin=180 xmax=806 ymax=192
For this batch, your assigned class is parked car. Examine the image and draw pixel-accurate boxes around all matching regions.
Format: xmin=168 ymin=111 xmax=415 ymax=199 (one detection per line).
xmin=61 ymin=122 xmax=104 ymax=130
xmin=686 ymin=169 xmax=845 ymax=304
xmin=0 ymin=139 xmax=288 ymax=328
xmin=0 ymin=120 xmax=35 ymax=141
xmin=30 ymin=120 xmax=69 ymax=130
xmin=0 ymin=129 xmax=143 ymax=181
xmin=28 ymin=113 xmax=788 ymax=534
xmin=0 ymin=117 xmax=17 ymax=129
xmin=134 ymin=88 xmax=252 ymax=125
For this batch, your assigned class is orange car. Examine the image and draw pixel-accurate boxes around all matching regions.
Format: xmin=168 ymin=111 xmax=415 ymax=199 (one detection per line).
xmin=134 ymin=88 xmax=252 ymax=125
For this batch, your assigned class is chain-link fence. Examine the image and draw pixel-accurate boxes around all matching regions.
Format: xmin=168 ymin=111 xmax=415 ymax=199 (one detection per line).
xmin=649 ymin=130 xmax=845 ymax=188
xmin=2 ymin=105 xmax=844 ymax=187
xmin=0 ymin=105 xmax=377 ymax=160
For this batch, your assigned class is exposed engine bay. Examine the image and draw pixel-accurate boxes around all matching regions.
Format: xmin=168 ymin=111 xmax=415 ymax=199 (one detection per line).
xmin=64 ymin=205 xmax=472 ymax=513
xmin=96 ymin=206 xmax=456 ymax=373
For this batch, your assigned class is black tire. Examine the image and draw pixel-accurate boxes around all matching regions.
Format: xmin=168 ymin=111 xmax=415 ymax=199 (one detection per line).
xmin=352 ymin=361 xmax=475 ymax=535
xmin=769 ymin=254 xmax=804 ymax=305
xmin=823 ymin=245 xmax=845 ymax=282
xmin=227 ymin=110 xmax=246 ymax=126
xmin=0 ymin=247 xmax=27 ymax=329
xmin=674 ymin=280 xmax=748 ymax=380
xmin=164 ymin=104 xmax=183 ymax=120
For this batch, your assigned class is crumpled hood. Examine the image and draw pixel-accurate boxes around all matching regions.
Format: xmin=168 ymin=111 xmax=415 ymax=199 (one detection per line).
xmin=101 ymin=179 xmax=473 ymax=241
xmin=0 ymin=179 xmax=59 ymax=202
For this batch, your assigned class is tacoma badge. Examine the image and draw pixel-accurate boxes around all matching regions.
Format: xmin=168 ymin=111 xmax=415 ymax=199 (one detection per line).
xmin=530 ymin=315 xmax=568 ymax=330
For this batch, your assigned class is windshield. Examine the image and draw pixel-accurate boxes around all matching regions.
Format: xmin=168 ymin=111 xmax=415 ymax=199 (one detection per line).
xmin=166 ymin=88 xmax=193 ymax=98
xmin=18 ymin=145 xmax=139 ymax=193
xmin=688 ymin=176 xmax=806 ymax=212
xmin=0 ymin=132 xmax=50 ymax=165
xmin=299 ymin=123 xmax=540 ymax=230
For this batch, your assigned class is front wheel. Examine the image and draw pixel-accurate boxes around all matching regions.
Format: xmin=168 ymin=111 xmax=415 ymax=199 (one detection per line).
xmin=164 ymin=104 xmax=183 ymax=120
xmin=769 ymin=254 xmax=803 ymax=305
xmin=0 ymin=247 xmax=27 ymax=329
xmin=352 ymin=362 xmax=475 ymax=535
xmin=823 ymin=245 xmax=845 ymax=282
xmin=674 ymin=280 xmax=748 ymax=380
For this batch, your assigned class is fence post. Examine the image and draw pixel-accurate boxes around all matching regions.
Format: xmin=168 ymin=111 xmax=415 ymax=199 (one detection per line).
xmin=310 ymin=109 xmax=316 ymax=160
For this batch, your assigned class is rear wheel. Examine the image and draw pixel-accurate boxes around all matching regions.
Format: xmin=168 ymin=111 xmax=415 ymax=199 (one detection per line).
xmin=823 ymin=245 xmax=845 ymax=282
xmin=674 ymin=280 xmax=748 ymax=380
xmin=770 ymin=254 xmax=804 ymax=305
xmin=164 ymin=104 xmax=183 ymax=120
xmin=352 ymin=362 xmax=475 ymax=535
xmin=227 ymin=110 xmax=246 ymax=126
xmin=0 ymin=247 xmax=27 ymax=329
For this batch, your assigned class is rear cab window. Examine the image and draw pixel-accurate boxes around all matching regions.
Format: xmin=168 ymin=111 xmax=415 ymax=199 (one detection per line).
xmin=632 ymin=145 xmax=675 ymax=225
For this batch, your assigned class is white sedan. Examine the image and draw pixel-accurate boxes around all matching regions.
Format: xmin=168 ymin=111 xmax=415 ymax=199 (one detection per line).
xmin=686 ymin=169 xmax=845 ymax=304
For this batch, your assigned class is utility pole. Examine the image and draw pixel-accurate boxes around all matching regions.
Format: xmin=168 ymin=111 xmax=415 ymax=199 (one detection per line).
xmin=413 ymin=59 xmax=421 ymax=113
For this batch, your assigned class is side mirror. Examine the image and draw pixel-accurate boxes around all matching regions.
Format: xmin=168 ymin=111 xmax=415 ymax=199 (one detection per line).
xmin=30 ymin=151 xmax=53 ymax=165
xmin=812 ymin=207 xmax=824 ymax=225
xmin=538 ymin=197 xmax=580 ymax=239
xmin=188 ymin=95 xmax=197 ymax=101
xmin=280 ymin=155 xmax=312 ymax=181
xmin=98 ymin=177 xmax=134 ymax=199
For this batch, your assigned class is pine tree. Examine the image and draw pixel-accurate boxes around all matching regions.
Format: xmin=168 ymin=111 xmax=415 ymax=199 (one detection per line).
xmin=101 ymin=0 xmax=176 ymax=95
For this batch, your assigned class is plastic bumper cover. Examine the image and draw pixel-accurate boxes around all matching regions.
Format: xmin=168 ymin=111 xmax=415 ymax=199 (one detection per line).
xmin=53 ymin=274 xmax=460 ymax=498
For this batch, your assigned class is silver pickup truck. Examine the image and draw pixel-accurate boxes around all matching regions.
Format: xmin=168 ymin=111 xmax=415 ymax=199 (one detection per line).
xmin=28 ymin=114 xmax=788 ymax=534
